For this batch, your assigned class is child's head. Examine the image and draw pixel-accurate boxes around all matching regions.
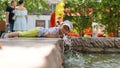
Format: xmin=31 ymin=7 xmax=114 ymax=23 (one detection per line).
xmin=59 ymin=20 xmax=73 ymax=34
xmin=11 ymin=0 xmax=17 ymax=6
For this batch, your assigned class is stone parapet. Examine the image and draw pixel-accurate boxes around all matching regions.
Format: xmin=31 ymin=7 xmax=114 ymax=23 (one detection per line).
xmin=64 ymin=37 xmax=120 ymax=53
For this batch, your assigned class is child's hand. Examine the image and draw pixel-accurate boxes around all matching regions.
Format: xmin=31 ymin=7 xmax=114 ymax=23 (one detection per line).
xmin=56 ymin=33 xmax=60 ymax=38
xmin=62 ymin=34 xmax=72 ymax=46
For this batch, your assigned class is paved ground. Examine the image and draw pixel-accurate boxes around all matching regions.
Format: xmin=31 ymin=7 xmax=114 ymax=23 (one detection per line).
xmin=0 ymin=38 xmax=63 ymax=68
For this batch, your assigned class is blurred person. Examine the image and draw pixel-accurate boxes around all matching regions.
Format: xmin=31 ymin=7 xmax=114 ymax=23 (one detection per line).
xmin=55 ymin=16 xmax=63 ymax=27
xmin=13 ymin=0 xmax=28 ymax=31
xmin=50 ymin=11 xmax=56 ymax=27
xmin=6 ymin=0 xmax=17 ymax=32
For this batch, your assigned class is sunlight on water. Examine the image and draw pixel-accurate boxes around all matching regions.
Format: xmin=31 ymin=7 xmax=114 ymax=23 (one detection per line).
xmin=64 ymin=50 xmax=120 ymax=68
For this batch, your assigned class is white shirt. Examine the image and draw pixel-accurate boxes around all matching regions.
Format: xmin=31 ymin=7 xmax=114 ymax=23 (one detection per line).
xmin=38 ymin=27 xmax=60 ymax=37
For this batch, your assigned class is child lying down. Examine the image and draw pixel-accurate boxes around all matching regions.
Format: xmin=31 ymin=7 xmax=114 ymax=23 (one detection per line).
xmin=3 ymin=20 xmax=73 ymax=38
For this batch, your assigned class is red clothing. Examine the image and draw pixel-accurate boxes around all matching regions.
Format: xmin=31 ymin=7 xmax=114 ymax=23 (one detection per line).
xmin=50 ymin=11 xmax=56 ymax=27
xmin=68 ymin=32 xmax=79 ymax=37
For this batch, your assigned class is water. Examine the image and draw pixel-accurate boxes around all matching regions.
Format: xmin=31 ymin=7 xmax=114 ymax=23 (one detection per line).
xmin=64 ymin=50 xmax=120 ymax=68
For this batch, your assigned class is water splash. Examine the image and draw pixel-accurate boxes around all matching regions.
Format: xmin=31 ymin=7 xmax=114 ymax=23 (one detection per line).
xmin=62 ymin=34 xmax=73 ymax=46
xmin=64 ymin=50 xmax=120 ymax=68
xmin=64 ymin=50 xmax=85 ymax=68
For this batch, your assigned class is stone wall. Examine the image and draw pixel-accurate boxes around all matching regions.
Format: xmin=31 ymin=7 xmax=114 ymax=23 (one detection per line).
xmin=64 ymin=37 xmax=120 ymax=53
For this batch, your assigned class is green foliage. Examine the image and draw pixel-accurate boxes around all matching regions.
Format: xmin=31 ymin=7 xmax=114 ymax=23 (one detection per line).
xmin=65 ymin=0 xmax=120 ymax=37
xmin=64 ymin=0 xmax=93 ymax=36
xmin=24 ymin=0 xmax=49 ymax=14
xmin=0 ymin=0 xmax=49 ymax=21
xmin=94 ymin=0 xmax=120 ymax=36
xmin=0 ymin=0 xmax=9 ymax=21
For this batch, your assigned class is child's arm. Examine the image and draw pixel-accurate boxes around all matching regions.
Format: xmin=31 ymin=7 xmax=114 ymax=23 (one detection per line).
xmin=43 ymin=32 xmax=60 ymax=38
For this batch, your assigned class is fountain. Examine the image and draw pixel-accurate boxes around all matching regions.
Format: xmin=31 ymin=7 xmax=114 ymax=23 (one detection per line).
xmin=0 ymin=37 xmax=120 ymax=68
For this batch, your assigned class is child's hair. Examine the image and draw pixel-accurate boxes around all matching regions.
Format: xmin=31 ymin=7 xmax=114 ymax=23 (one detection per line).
xmin=56 ymin=21 xmax=60 ymax=25
xmin=11 ymin=0 xmax=16 ymax=5
xmin=18 ymin=0 xmax=24 ymax=5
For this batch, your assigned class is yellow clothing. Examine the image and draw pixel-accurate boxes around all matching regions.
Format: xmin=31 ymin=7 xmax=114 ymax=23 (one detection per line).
xmin=19 ymin=27 xmax=40 ymax=37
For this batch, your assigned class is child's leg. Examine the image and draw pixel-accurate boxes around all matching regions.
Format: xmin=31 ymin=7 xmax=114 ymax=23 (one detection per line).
xmin=19 ymin=27 xmax=40 ymax=37
xmin=5 ymin=27 xmax=40 ymax=38
xmin=6 ymin=32 xmax=19 ymax=38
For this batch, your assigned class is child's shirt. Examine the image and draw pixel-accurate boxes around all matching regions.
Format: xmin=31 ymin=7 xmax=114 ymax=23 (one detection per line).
xmin=38 ymin=27 xmax=60 ymax=37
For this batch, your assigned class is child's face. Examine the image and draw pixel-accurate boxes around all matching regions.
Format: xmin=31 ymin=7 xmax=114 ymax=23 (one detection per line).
xmin=12 ymin=1 xmax=17 ymax=7
xmin=60 ymin=25 xmax=70 ymax=34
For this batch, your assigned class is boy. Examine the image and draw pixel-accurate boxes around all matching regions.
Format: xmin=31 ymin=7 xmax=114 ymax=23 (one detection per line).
xmin=6 ymin=0 xmax=17 ymax=32
xmin=3 ymin=20 xmax=73 ymax=38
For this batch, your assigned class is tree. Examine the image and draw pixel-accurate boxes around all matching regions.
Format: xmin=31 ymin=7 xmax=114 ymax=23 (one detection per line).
xmin=64 ymin=0 xmax=120 ymax=37
xmin=0 ymin=0 xmax=8 ymax=21
xmin=24 ymin=0 xmax=49 ymax=14
xmin=95 ymin=0 xmax=120 ymax=37
xmin=0 ymin=0 xmax=49 ymax=21
xmin=64 ymin=0 xmax=93 ymax=36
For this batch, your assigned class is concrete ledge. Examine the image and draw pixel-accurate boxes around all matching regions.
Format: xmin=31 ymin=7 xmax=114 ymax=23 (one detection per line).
xmin=0 ymin=38 xmax=63 ymax=68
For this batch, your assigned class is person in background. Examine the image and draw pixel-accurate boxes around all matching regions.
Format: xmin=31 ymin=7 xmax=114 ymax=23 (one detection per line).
xmin=3 ymin=20 xmax=73 ymax=38
xmin=6 ymin=0 xmax=17 ymax=32
xmin=13 ymin=0 xmax=28 ymax=31
xmin=50 ymin=11 xmax=56 ymax=27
